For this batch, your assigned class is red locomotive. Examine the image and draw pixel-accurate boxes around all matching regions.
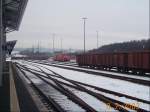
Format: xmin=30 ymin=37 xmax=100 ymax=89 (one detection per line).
xmin=76 ymin=51 xmax=150 ymax=74
xmin=53 ymin=54 xmax=70 ymax=62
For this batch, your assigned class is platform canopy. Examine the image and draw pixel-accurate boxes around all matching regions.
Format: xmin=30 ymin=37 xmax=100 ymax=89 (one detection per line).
xmin=3 ymin=0 xmax=28 ymax=33
xmin=5 ymin=40 xmax=17 ymax=54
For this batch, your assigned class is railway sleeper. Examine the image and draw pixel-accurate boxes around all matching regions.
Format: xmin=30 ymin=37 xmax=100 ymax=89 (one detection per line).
xmin=17 ymin=62 xmax=150 ymax=105
xmin=21 ymin=67 xmax=97 ymax=112
xmin=16 ymin=66 xmax=65 ymax=112
xmin=15 ymin=62 xmax=150 ymax=111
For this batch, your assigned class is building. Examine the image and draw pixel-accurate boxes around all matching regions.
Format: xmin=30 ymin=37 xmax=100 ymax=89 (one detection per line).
xmin=0 ymin=0 xmax=28 ymax=86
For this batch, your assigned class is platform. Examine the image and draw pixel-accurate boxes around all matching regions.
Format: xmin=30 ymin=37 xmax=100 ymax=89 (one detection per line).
xmin=0 ymin=62 xmax=47 ymax=112
xmin=0 ymin=62 xmax=10 ymax=112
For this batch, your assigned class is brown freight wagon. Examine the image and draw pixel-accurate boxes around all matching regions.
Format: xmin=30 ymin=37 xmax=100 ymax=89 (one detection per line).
xmin=101 ymin=52 xmax=127 ymax=71
xmin=76 ymin=55 xmax=81 ymax=66
xmin=79 ymin=54 xmax=84 ymax=66
xmin=76 ymin=53 xmax=93 ymax=66
xmin=127 ymin=51 xmax=150 ymax=73
xmin=116 ymin=53 xmax=128 ymax=72
xmin=100 ymin=53 xmax=113 ymax=69
xmin=76 ymin=51 xmax=150 ymax=74
xmin=88 ymin=54 xmax=93 ymax=66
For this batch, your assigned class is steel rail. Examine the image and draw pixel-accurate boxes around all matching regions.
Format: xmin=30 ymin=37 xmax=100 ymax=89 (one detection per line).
xmin=24 ymin=64 xmax=148 ymax=112
xmin=17 ymin=63 xmax=149 ymax=112
xmin=15 ymin=65 xmax=66 ymax=112
xmin=16 ymin=64 xmax=97 ymax=112
xmin=16 ymin=62 xmax=150 ymax=105
xmin=26 ymin=60 xmax=150 ymax=86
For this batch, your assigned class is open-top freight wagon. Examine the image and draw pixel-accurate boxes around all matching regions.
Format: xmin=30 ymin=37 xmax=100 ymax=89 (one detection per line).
xmin=76 ymin=51 xmax=150 ymax=74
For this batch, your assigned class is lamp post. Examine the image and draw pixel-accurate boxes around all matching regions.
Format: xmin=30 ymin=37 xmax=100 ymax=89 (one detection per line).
xmin=82 ymin=17 xmax=87 ymax=53
xmin=52 ymin=33 xmax=55 ymax=54
xmin=96 ymin=31 xmax=99 ymax=49
xmin=60 ymin=38 xmax=63 ymax=53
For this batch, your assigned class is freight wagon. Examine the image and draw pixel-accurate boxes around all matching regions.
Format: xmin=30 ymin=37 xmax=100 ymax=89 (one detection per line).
xmin=53 ymin=54 xmax=70 ymax=62
xmin=76 ymin=51 xmax=150 ymax=74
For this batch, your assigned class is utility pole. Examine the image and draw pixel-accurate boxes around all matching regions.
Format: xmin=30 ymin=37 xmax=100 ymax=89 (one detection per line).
xmin=61 ymin=38 xmax=62 ymax=53
xmin=32 ymin=45 xmax=34 ymax=53
xmin=52 ymin=33 xmax=55 ymax=54
xmin=0 ymin=0 xmax=3 ymax=86
xmin=37 ymin=42 xmax=39 ymax=53
xmin=82 ymin=17 xmax=87 ymax=53
xmin=96 ymin=31 xmax=99 ymax=49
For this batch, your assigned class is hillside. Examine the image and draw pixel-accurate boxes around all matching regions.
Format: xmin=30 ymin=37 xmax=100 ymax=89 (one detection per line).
xmin=89 ymin=39 xmax=150 ymax=53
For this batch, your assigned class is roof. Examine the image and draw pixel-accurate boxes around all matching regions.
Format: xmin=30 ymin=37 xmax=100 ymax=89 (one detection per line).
xmin=3 ymin=0 xmax=28 ymax=32
xmin=6 ymin=40 xmax=17 ymax=54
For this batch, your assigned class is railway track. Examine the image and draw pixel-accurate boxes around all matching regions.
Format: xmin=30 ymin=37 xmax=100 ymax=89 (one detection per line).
xmin=45 ymin=60 xmax=150 ymax=77
xmin=14 ymin=62 xmax=149 ymax=112
xmin=25 ymin=60 xmax=150 ymax=87
xmin=13 ymin=64 xmax=66 ymax=112
xmin=35 ymin=60 xmax=150 ymax=77
xmin=16 ymin=64 xmax=122 ymax=112
xmin=44 ymin=60 xmax=150 ymax=77
xmin=27 ymin=63 xmax=150 ymax=104
xmin=19 ymin=62 xmax=150 ymax=104
xmin=16 ymin=64 xmax=100 ymax=112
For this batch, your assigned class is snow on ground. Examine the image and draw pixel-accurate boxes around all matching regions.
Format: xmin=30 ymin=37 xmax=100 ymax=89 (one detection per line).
xmin=16 ymin=60 xmax=150 ymax=111
xmin=18 ymin=60 xmax=149 ymax=101
xmin=17 ymin=63 xmax=117 ymax=111
xmin=51 ymin=63 xmax=150 ymax=81
xmin=16 ymin=61 xmax=42 ymax=72
xmin=38 ymin=64 xmax=149 ymax=101
xmin=41 ymin=65 xmax=150 ymax=111
xmin=83 ymin=86 xmax=150 ymax=110
xmin=40 ymin=78 xmax=85 ymax=112
xmin=17 ymin=67 xmax=85 ymax=112
xmin=29 ymin=60 xmax=149 ymax=81
xmin=63 ymin=85 xmax=118 ymax=112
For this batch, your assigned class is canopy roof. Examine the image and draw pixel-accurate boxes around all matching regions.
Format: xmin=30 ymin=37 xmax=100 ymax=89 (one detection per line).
xmin=6 ymin=40 xmax=17 ymax=54
xmin=4 ymin=0 xmax=28 ymax=32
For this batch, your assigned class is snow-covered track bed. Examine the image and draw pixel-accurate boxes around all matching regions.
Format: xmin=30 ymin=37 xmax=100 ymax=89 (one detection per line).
xmin=49 ymin=61 xmax=150 ymax=79
xmin=25 ymin=60 xmax=150 ymax=86
xmin=14 ymin=61 xmax=150 ymax=111
xmin=46 ymin=60 xmax=150 ymax=78
xmin=15 ymin=65 xmax=90 ymax=112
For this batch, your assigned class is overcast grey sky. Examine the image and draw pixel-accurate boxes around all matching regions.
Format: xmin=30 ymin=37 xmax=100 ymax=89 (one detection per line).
xmin=7 ymin=0 xmax=149 ymax=50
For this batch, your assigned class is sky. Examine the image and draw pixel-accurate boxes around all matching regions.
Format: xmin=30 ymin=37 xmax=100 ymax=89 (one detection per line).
xmin=7 ymin=0 xmax=149 ymax=50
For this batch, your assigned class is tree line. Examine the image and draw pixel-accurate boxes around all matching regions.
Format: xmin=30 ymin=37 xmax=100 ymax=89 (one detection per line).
xmin=89 ymin=39 xmax=150 ymax=53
